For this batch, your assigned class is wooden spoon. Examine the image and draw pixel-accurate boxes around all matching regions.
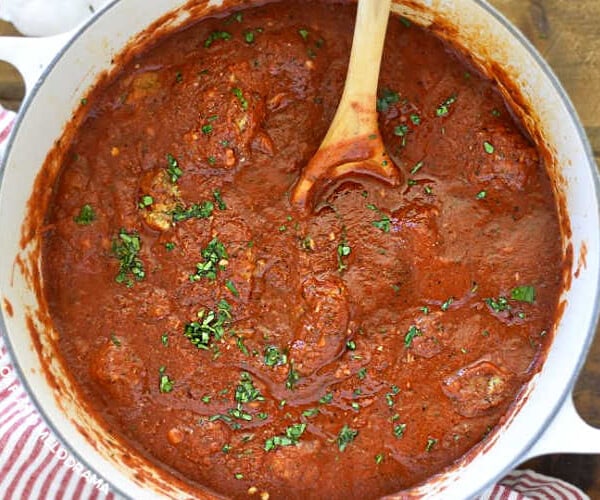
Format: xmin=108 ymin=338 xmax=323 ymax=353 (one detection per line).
xmin=291 ymin=0 xmax=401 ymax=211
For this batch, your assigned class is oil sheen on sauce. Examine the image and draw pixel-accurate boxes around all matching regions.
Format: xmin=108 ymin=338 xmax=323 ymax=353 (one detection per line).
xmin=41 ymin=1 xmax=564 ymax=498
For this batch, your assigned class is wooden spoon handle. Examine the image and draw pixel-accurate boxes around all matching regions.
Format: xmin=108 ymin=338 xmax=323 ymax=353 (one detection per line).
xmin=322 ymin=0 xmax=392 ymax=145
xmin=344 ymin=0 xmax=392 ymax=102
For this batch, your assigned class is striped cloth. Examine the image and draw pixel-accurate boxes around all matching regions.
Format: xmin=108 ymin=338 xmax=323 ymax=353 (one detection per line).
xmin=0 ymin=105 xmax=589 ymax=499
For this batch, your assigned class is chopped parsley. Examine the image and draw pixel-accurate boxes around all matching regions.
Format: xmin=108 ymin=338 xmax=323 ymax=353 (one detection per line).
xmin=404 ymin=325 xmax=422 ymax=347
xmin=476 ymin=190 xmax=487 ymax=200
xmin=393 ymin=423 xmax=407 ymax=438
xmin=201 ymin=124 xmax=213 ymax=135
xmin=225 ymin=279 xmax=239 ymax=297
xmin=426 ymin=437 xmax=438 ymax=452
xmin=161 ymin=333 xmax=169 ymax=346
xmin=213 ymin=189 xmax=227 ymax=210
xmin=166 ymin=153 xmax=182 ymax=182
xmin=367 ymin=204 xmax=392 ymax=233
xmin=436 ymin=95 xmax=457 ymax=116
xmin=394 ymin=124 xmax=409 ymax=137
xmin=298 ymin=28 xmax=309 ymax=41
xmin=264 ymin=423 xmax=306 ymax=451
xmin=286 ymin=363 xmax=300 ymax=390
xmin=337 ymin=424 xmax=358 ymax=452
xmin=264 ymin=345 xmax=287 ymax=367
xmin=375 ymin=453 xmax=385 ymax=464
xmin=165 ymin=241 xmax=176 ymax=251
xmin=410 ymin=161 xmax=424 ymax=175
xmin=74 ymin=204 xmax=96 ymax=225
xmin=483 ymin=141 xmax=495 ymax=154
xmin=319 ymin=392 xmax=334 ymax=404
xmin=357 ymin=367 xmax=367 ymax=380
xmin=337 ymin=239 xmax=351 ymax=272
xmin=231 ymin=87 xmax=249 ymax=111
xmin=190 ymin=237 xmax=228 ymax=281
xmin=226 ymin=12 xmax=243 ymax=23
xmin=511 ymin=285 xmax=535 ymax=303
xmin=138 ymin=194 xmax=153 ymax=209
xmin=234 ymin=335 xmax=249 ymax=355
xmin=235 ymin=372 xmax=264 ymax=404
xmin=385 ymin=385 xmax=400 ymax=407
xmin=110 ymin=333 xmax=121 ymax=347
xmin=410 ymin=114 xmax=421 ymax=125
xmin=302 ymin=408 xmax=320 ymax=418
xmin=171 ymin=201 xmax=214 ymax=222
xmin=158 ymin=367 xmax=174 ymax=393
xmin=441 ymin=297 xmax=454 ymax=311
xmin=485 ymin=296 xmax=510 ymax=313
xmin=112 ymin=229 xmax=145 ymax=286
xmin=184 ymin=299 xmax=232 ymax=349
xmin=376 ymin=88 xmax=400 ymax=112
xmin=204 ymin=30 xmax=232 ymax=48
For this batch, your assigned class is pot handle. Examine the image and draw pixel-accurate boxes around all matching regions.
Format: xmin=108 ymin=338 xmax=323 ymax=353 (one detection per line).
xmin=523 ymin=394 xmax=600 ymax=459
xmin=0 ymin=32 xmax=72 ymax=96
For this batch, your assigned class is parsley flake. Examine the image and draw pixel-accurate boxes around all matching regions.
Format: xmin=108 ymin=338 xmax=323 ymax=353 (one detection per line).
xmin=112 ymin=229 xmax=145 ymax=286
xmin=337 ymin=424 xmax=358 ymax=452
xmin=74 ymin=204 xmax=96 ymax=225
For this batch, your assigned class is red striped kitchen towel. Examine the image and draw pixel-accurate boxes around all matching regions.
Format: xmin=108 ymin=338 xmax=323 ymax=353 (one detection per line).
xmin=0 ymin=105 xmax=589 ymax=499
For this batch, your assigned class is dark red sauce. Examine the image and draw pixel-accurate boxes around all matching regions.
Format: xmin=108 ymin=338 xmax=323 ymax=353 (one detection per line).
xmin=41 ymin=1 xmax=563 ymax=498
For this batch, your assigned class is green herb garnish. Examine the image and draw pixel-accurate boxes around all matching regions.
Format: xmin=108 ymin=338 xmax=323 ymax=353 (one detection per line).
xmin=436 ymin=95 xmax=457 ymax=116
xmin=337 ymin=424 xmax=358 ymax=452
xmin=232 ymin=87 xmax=249 ymax=110
xmin=264 ymin=423 xmax=307 ymax=451
xmin=485 ymin=296 xmax=510 ymax=313
xmin=166 ymin=153 xmax=182 ymax=182
xmin=225 ymin=279 xmax=239 ymax=297
xmin=264 ymin=345 xmax=287 ymax=367
xmin=112 ymin=229 xmax=145 ymax=286
xmin=171 ymin=201 xmax=214 ymax=222
xmin=213 ymin=190 xmax=227 ymax=210
xmin=286 ymin=363 xmax=300 ymax=390
xmin=184 ymin=299 xmax=232 ymax=349
xmin=426 ymin=437 xmax=438 ymax=452
xmin=74 ymin=204 xmax=96 ymax=225
xmin=377 ymin=88 xmax=400 ymax=112
xmin=235 ymin=372 xmax=264 ymax=404
xmin=393 ymin=423 xmax=407 ymax=438
xmin=204 ymin=30 xmax=232 ymax=48
xmin=158 ymin=366 xmax=174 ymax=393
xmin=511 ymin=285 xmax=535 ymax=303
xmin=190 ymin=237 xmax=228 ymax=281
xmin=404 ymin=325 xmax=422 ymax=347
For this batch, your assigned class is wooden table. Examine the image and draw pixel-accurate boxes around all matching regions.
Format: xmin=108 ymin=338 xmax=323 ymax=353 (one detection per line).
xmin=1 ymin=0 xmax=599 ymax=496
xmin=489 ymin=1 xmax=600 ymax=497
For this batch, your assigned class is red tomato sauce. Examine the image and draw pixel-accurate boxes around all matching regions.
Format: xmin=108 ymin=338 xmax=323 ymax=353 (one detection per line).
xmin=41 ymin=1 xmax=564 ymax=498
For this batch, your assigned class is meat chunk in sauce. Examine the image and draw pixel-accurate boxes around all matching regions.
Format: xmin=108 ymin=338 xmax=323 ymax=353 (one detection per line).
xmin=469 ymin=125 xmax=539 ymax=191
xmin=442 ymin=359 xmax=515 ymax=417
xmin=289 ymin=274 xmax=350 ymax=375
xmin=89 ymin=340 xmax=147 ymax=404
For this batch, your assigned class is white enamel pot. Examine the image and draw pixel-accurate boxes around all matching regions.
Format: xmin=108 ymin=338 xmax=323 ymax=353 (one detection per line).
xmin=1 ymin=1 xmax=599 ymax=498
